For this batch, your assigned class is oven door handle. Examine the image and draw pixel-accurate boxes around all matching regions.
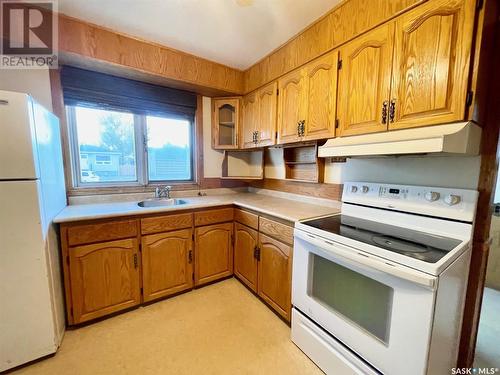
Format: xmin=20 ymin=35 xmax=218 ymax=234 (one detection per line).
xmin=295 ymin=230 xmax=437 ymax=290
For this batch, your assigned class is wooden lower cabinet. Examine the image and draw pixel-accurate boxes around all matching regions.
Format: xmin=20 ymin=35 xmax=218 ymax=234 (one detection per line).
xmin=194 ymin=222 xmax=234 ymax=286
xmin=62 ymin=209 xmax=292 ymax=325
xmin=68 ymin=238 xmax=141 ymax=324
xmin=234 ymin=223 xmax=258 ymax=292
xmin=142 ymin=229 xmax=193 ymax=302
xmin=258 ymin=233 xmax=292 ymax=321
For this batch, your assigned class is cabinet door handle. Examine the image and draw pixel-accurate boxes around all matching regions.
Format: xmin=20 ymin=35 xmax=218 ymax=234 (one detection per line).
xmin=389 ymin=99 xmax=396 ymax=123
xmin=297 ymin=120 xmax=305 ymax=137
xmin=382 ymin=101 xmax=388 ymax=124
xmin=254 ymin=246 xmax=261 ymax=261
xmin=188 ymin=250 xmax=193 ymax=264
xmin=133 ymin=254 xmax=138 ymax=269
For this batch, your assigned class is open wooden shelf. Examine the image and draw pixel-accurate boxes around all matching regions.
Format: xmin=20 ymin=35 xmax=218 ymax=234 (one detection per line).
xmin=283 ymin=143 xmax=324 ymax=183
xmin=221 ymin=149 xmax=264 ymax=180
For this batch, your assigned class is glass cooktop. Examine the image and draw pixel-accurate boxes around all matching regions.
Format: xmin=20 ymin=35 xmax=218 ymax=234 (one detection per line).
xmin=302 ymin=215 xmax=462 ymax=263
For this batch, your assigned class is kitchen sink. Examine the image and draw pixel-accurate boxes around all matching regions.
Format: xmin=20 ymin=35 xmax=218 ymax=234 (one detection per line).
xmin=137 ymin=198 xmax=188 ymax=208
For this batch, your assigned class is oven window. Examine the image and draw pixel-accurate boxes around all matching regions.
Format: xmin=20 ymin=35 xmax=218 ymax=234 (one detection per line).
xmin=310 ymin=254 xmax=393 ymax=343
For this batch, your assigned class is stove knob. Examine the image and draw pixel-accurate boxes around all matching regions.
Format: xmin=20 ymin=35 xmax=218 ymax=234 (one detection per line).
xmin=424 ymin=191 xmax=440 ymax=202
xmin=350 ymin=185 xmax=358 ymax=193
xmin=444 ymin=194 xmax=461 ymax=206
xmin=362 ymin=186 xmax=369 ymax=193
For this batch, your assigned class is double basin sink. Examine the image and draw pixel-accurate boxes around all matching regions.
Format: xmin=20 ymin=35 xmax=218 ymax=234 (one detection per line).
xmin=137 ymin=198 xmax=188 ymax=208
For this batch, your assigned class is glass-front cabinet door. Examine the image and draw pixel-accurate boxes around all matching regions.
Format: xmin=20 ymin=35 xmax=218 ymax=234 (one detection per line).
xmin=212 ymin=97 xmax=240 ymax=149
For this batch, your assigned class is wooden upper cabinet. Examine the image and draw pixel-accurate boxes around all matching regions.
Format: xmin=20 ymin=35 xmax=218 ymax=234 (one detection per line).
xmin=234 ymin=223 xmax=258 ymax=292
xmin=302 ymin=51 xmax=338 ymax=141
xmin=389 ymin=0 xmax=475 ymax=129
xmin=258 ymin=233 xmax=292 ymax=321
xmin=241 ymin=92 xmax=259 ymax=149
xmin=212 ymin=97 xmax=240 ymax=149
xmin=337 ymin=23 xmax=394 ymax=136
xmin=257 ymin=82 xmax=278 ymax=147
xmin=141 ymin=229 xmax=193 ymax=302
xmin=68 ymin=238 xmax=141 ymax=324
xmin=194 ymin=222 xmax=233 ymax=286
xmin=277 ymin=68 xmax=307 ymax=144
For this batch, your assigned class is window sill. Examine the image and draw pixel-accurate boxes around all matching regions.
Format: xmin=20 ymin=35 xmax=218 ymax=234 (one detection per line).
xmin=67 ymin=182 xmax=200 ymax=197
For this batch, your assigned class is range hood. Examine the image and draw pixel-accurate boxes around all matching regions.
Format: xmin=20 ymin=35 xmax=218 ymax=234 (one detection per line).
xmin=318 ymin=121 xmax=482 ymax=158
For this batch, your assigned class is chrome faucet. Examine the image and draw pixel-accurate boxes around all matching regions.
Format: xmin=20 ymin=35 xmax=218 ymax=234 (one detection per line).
xmin=155 ymin=185 xmax=172 ymax=199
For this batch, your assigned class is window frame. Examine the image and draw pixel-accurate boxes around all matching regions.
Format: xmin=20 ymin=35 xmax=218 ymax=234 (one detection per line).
xmin=66 ymin=105 xmax=197 ymax=189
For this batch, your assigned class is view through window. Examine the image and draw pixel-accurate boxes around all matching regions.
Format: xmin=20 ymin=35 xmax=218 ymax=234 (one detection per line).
xmin=69 ymin=105 xmax=193 ymax=186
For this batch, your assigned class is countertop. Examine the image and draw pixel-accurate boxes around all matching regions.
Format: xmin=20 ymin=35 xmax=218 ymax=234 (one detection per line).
xmin=54 ymin=191 xmax=341 ymax=224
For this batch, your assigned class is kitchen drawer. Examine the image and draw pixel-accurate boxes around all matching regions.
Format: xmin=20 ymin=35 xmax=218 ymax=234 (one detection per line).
xmin=141 ymin=213 xmax=193 ymax=235
xmin=259 ymin=217 xmax=294 ymax=245
xmin=66 ymin=219 xmax=138 ymax=246
xmin=234 ymin=208 xmax=259 ymax=230
xmin=194 ymin=207 xmax=234 ymax=227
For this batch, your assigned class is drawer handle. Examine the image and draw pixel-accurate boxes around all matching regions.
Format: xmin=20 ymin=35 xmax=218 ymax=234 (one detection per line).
xmin=188 ymin=250 xmax=193 ymax=264
xmin=133 ymin=254 xmax=138 ymax=269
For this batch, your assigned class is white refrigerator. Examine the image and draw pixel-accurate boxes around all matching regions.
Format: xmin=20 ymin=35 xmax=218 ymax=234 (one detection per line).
xmin=0 ymin=90 xmax=67 ymax=371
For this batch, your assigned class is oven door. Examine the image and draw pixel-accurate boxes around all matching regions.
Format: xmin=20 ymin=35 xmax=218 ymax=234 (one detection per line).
xmin=292 ymin=229 xmax=438 ymax=375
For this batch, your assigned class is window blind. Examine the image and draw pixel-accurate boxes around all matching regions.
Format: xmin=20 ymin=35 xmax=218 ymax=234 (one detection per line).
xmin=60 ymin=65 xmax=197 ymax=118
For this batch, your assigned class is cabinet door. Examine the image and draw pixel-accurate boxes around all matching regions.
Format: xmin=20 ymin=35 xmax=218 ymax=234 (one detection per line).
xmin=389 ymin=0 xmax=475 ymax=129
xmin=337 ymin=23 xmax=394 ymax=136
xmin=241 ymin=92 xmax=258 ymax=149
xmin=258 ymin=233 xmax=292 ymax=321
xmin=257 ymin=82 xmax=278 ymax=147
xmin=212 ymin=98 xmax=239 ymax=149
xmin=195 ymin=222 xmax=233 ymax=286
xmin=69 ymin=238 xmax=140 ymax=324
xmin=234 ymin=223 xmax=258 ymax=292
xmin=142 ymin=229 xmax=193 ymax=302
xmin=277 ymin=69 xmax=306 ymax=144
xmin=303 ymin=51 xmax=338 ymax=141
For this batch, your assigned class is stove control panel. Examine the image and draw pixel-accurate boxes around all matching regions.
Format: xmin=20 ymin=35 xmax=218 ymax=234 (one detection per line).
xmin=342 ymin=182 xmax=478 ymax=222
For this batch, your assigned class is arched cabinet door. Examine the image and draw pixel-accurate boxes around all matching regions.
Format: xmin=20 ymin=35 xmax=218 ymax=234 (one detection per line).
xmin=302 ymin=50 xmax=338 ymax=141
xmin=234 ymin=222 xmax=258 ymax=292
xmin=257 ymin=81 xmax=278 ymax=147
xmin=389 ymin=0 xmax=475 ymax=129
xmin=142 ymin=229 xmax=193 ymax=302
xmin=69 ymin=238 xmax=141 ymax=324
xmin=337 ymin=23 xmax=394 ymax=136
xmin=258 ymin=233 xmax=292 ymax=321
xmin=194 ymin=222 xmax=233 ymax=286
xmin=241 ymin=92 xmax=258 ymax=149
xmin=277 ymin=68 xmax=307 ymax=144
xmin=212 ymin=98 xmax=240 ymax=149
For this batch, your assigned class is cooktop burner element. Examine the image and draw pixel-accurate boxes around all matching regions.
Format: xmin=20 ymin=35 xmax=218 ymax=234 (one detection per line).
xmin=302 ymin=214 xmax=461 ymax=263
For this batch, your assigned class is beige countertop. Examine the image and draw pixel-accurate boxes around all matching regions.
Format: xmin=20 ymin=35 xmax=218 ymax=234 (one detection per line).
xmin=54 ymin=191 xmax=341 ymax=224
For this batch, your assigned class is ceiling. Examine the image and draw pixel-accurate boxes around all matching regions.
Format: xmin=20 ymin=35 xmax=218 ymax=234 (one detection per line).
xmin=58 ymin=0 xmax=341 ymax=70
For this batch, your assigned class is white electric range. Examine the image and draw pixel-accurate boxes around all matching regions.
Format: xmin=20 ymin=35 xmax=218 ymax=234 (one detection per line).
xmin=291 ymin=182 xmax=478 ymax=375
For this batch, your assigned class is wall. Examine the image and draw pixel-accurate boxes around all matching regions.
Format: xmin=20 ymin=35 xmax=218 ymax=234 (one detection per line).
xmin=0 ymin=68 xmax=53 ymax=111
xmin=264 ymin=147 xmax=481 ymax=190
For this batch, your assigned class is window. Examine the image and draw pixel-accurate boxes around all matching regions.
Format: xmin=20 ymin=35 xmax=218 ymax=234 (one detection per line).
xmin=61 ymin=66 xmax=197 ymax=189
xmin=67 ymin=105 xmax=194 ymax=187
xmin=146 ymin=115 xmax=192 ymax=181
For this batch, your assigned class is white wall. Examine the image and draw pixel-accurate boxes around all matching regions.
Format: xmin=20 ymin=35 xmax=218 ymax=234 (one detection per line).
xmin=202 ymin=96 xmax=224 ymax=178
xmin=0 ymin=68 xmax=53 ymax=111
xmin=264 ymin=146 xmax=481 ymax=190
